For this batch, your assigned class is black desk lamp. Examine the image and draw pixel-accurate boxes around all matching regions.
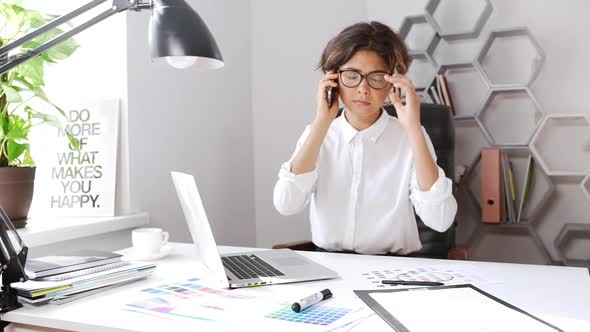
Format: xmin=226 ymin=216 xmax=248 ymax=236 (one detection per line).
xmin=0 ymin=207 xmax=28 ymax=316
xmin=0 ymin=0 xmax=224 ymax=75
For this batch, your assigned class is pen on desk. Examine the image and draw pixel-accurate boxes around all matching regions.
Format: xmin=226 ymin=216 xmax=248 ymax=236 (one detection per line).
xmin=291 ymin=288 xmax=332 ymax=313
xmin=381 ymin=280 xmax=444 ymax=286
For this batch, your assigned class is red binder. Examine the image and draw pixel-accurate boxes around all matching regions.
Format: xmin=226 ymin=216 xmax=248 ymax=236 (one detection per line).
xmin=481 ymin=149 xmax=502 ymax=223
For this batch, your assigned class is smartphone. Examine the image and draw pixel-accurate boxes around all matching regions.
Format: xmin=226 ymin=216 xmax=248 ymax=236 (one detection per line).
xmin=326 ymin=87 xmax=338 ymax=108
xmin=326 ymin=87 xmax=334 ymax=108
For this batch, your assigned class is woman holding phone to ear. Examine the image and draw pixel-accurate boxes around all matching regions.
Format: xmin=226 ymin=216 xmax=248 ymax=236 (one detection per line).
xmin=273 ymin=21 xmax=457 ymax=255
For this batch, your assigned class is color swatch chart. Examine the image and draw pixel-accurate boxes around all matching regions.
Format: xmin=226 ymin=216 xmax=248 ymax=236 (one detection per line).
xmin=125 ymin=277 xmax=259 ymax=322
xmin=362 ymin=266 xmax=492 ymax=288
xmin=265 ymin=304 xmax=352 ymax=326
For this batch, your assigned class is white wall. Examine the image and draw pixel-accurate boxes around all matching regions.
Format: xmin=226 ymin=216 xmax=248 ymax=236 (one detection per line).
xmin=126 ymin=0 xmax=256 ymax=246
xmin=251 ymin=0 xmax=368 ymax=248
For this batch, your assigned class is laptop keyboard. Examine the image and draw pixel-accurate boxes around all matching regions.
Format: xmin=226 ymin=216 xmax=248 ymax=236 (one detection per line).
xmin=221 ymin=254 xmax=285 ymax=280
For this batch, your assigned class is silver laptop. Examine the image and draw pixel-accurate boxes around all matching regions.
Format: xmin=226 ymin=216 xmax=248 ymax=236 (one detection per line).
xmin=171 ymin=171 xmax=338 ymax=289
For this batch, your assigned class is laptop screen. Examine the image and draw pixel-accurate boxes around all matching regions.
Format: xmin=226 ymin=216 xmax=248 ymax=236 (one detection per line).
xmin=171 ymin=171 xmax=229 ymax=288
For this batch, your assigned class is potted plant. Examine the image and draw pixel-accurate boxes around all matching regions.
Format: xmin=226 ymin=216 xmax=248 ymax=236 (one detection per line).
xmin=0 ymin=1 xmax=79 ymax=228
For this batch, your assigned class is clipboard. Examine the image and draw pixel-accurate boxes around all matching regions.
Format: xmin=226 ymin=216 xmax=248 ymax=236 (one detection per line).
xmin=354 ymin=284 xmax=563 ymax=332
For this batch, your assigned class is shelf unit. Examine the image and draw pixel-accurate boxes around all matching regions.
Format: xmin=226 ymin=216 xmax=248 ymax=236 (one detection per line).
xmin=474 ymin=27 xmax=545 ymax=87
xmin=400 ymin=0 xmax=590 ymax=266
xmin=429 ymin=63 xmax=490 ymax=119
xmin=425 ymin=0 xmax=492 ymax=40
xmin=554 ymin=223 xmax=590 ymax=267
xmin=476 ymin=87 xmax=543 ymax=146
xmin=529 ymin=114 xmax=590 ymax=176
xmin=498 ymin=147 xmax=554 ymax=224
xmin=399 ymin=15 xmax=437 ymax=55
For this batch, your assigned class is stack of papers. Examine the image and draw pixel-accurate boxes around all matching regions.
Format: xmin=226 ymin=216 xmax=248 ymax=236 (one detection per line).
xmin=12 ymin=262 xmax=156 ymax=304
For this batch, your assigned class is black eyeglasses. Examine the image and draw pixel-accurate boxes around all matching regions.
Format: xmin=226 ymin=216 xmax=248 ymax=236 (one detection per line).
xmin=338 ymin=69 xmax=391 ymax=90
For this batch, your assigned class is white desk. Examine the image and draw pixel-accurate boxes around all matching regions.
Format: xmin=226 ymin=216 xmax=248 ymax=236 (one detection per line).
xmin=2 ymin=243 xmax=589 ymax=332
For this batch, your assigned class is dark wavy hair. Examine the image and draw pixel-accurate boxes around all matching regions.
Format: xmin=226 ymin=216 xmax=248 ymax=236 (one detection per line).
xmin=319 ymin=21 xmax=411 ymax=75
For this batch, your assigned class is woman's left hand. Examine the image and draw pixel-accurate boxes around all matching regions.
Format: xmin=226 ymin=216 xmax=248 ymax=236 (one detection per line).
xmin=384 ymin=74 xmax=422 ymax=133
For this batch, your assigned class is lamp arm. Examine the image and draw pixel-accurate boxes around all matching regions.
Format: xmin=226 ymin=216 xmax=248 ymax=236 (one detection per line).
xmin=0 ymin=0 xmax=108 ymax=57
xmin=0 ymin=0 xmax=152 ymax=76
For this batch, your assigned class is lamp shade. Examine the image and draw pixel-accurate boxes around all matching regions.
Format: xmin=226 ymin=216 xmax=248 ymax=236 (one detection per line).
xmin=149 ymin=0 xmax=224 ymax=70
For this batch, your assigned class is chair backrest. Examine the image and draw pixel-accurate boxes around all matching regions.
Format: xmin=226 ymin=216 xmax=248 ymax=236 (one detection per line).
xmin=337 ymin=103 xmax=456 ymax=258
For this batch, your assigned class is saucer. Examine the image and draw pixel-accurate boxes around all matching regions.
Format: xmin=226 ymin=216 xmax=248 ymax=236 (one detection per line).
xmin=125 ymin=245 xmax=173 ymax=261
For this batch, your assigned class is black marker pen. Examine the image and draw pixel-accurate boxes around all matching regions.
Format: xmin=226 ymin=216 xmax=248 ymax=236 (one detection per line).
xmin=381 ymin=280 xmax=444 ymax=286
xmin=291 ymin=288 xmax=332 ymax=313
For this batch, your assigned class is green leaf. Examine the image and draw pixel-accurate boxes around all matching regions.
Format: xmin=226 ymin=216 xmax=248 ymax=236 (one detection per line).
xmin=22 ymin=28 xmax=79 ymax=62
xmin=21 ymin=147 xmax=34 ymax=166
xmin=3 ymin=130 xmax=27 ymax=141
xmin=17 ymin=56 xmax=44 ymax=85
xmin=40 ymin=52 xmax=57 ymax=64
xmin=11 ymin=5 xmax=24 ymax=15
xmin=14 ymin=77 xmax=49 ymax=101
xmin=6 ymin=140 xmax=27 ymax=164
xmin=0 ymin=82 xmax=23 ymax=103
xmin=25 ymin=106 xmax=64 ymax=129
xmin=21 ymin=40 xmax=41 ymax=50
xmin=66 ymin=131 xmax=80 ymax=151
xmin=27 ymin=10 xmax=48 ymax=29
xmin=46 ymin=37 xmax=79 ymax=61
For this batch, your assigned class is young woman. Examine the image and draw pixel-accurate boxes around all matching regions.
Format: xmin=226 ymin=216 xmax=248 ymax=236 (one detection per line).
xmin=273 ymin=21 xmax=457 ymax=255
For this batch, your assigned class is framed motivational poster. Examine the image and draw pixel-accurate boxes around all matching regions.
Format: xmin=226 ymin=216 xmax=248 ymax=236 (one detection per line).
xmin=30 ymin=99 xmax=120 ymax=217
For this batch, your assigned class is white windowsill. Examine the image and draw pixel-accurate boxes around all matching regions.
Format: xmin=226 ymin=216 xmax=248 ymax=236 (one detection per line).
xmin=17 ymin=212 xmax=150 ymax=248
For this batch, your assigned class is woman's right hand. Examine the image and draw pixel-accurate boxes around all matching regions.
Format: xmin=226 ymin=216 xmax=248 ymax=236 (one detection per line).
xmin=315 ymin=71 xmax=340 ymax=125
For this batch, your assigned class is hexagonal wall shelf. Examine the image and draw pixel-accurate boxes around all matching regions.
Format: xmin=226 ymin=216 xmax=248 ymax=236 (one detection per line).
xmin=454 ymin=118 xmax=490 ymax=173
xmin=529 ymin=115 xmax=590 ymax=176
xmin=399 ymin=15 xmax=438 ymax=56
xmin=500 ymin=147 xmax=554 ymax=223
xmin=425 ymin=0 xmax=492 ymax=40
xmin=475 ymin=27 xmax=545 ymax=87
xmin=407 ymin=53 xmax=438 ymax=92
xmin=476 ymin=87 xmax=543 ymax=146
xmin=554 ymin=223 xmax=590 ymax=266
xmin=427 ymin=63 xmax=490 ymax=119
xmin=535 ymin=176 xmax=588 ymax=261
xmin=467 ymin=224 xmax=552 ymax=265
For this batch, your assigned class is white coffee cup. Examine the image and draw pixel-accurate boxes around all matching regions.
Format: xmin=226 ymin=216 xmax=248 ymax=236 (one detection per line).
xmin=132 ymin=228 xmax=169 ymax=256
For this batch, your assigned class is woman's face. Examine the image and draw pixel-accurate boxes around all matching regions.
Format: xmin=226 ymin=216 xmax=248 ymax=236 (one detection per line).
xmin=337 ymin=49 xmax=391 ymax=118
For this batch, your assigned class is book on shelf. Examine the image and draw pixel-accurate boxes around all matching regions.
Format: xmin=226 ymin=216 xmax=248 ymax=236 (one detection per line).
xmin=436 ymin=74 xmax=445 ymax=105
xmin=25 ymin=250 xmax=123 ymax=279
xmin=516 ymin=155 xmax=535 ymax=223
xmin=428 ymin=74 xmax=456 ymax=115
xmin=441 ymin=75 xmax=456 ymax=114
xmin=501 ymin=152 xmax=517 ymax=224
xmin=429 ymin=86 xmax=442 ymax=104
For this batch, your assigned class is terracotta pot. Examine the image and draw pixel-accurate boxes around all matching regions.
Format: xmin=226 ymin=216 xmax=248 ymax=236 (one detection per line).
xmin=0 ymin=167 xmax=36 ymax=228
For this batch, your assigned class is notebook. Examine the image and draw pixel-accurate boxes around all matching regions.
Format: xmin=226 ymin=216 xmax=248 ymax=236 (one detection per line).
xmin=36 ymin=261 xmax=131 ymax=281
xmin=25 ymin=250 xmax=123 ymax=279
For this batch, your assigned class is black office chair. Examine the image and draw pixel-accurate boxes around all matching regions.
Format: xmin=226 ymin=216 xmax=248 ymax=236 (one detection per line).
xmin=273 ymin=103 xmax=466 ymax=259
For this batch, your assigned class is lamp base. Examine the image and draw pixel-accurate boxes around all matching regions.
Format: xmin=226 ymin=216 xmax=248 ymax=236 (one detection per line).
xmin=0 ymin=289 xmax=22 ymax=314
